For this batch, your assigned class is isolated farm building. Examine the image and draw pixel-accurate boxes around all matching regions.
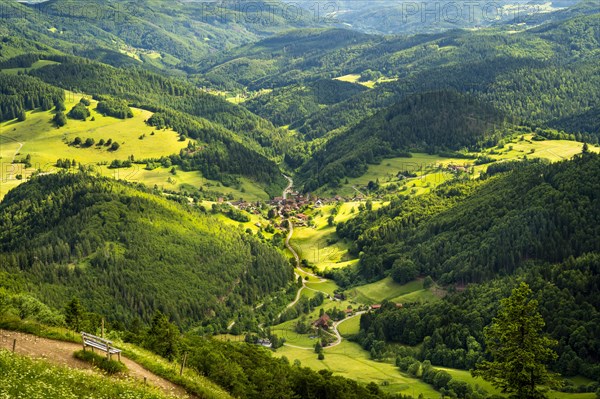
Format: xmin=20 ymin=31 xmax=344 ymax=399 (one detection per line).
xmin=313 ymin=314 xmax=331 ymax=330
xmin=371 ymin=304 xmax=382 ymax=310
xmin=257 ymin=338 xmax=272 ymax=348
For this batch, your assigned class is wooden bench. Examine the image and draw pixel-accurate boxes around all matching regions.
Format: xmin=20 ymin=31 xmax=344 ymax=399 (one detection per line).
xmin=81 ymin=332 xmax=121 ymax=361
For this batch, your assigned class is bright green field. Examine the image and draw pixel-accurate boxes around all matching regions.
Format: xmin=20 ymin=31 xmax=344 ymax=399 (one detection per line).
xmin=95 ymin=165 xmax=269 ymax=202
xmin=333 ymin=74 xmax=397 ymax=89
xmin=0 ymin=93 xmax=185 ymax=195
xmin=0 ymin=91 xmax=270 ymax=201
xmin=318 ymin=153 xmax=468 ymax=197
xmin=391 ymin=288 xmax=439 ymax=304
xmin=320 ymin=138 xmax=598 ymax=198
xmin=337 ymin=315 xmax=361 ymax=336
xmin=274 ymin=341 xmax=440 ymax=397
xmin=350 ymin=277 xmax=441 ymax=305
xmin=305 ymin=280 xmax=339 ymax=297
xmin=291 ymin=201 xmax=382 ymax=272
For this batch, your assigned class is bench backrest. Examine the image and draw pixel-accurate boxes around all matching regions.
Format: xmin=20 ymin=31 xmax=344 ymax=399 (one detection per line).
xmin=81 ymin=332 xmax=113 ymax=346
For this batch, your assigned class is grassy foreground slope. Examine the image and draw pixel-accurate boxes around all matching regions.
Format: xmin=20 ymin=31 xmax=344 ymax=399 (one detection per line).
xmin=0 ymin=350 xmax=177 ymax=399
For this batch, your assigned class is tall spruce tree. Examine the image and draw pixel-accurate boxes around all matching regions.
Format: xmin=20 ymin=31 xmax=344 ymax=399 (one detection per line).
xmin=472 ymin=282 xmax=559 ymax=398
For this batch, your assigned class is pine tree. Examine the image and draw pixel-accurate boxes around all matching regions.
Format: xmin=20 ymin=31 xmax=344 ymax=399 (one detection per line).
xmin=53 ymin=111 xmax=67 ymax=127
xmin=472 ymin=282 xmax=559 ymax=398
xmin=64 ymin=297 xmax=85 ymax=332
xmin=582 ymin=142 xmax=589 ymax=154
xmin=144 ymin=311 xmax=180 ymax=361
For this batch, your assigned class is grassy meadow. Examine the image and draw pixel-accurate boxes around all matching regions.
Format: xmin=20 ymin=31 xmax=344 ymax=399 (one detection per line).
xmin=0 ymin=91 xmax=270 ymax=200
xmin=291 ymin=201 xmax=384 ymax=273
xmin=317 ymin=136 xmax=598 ymax=198
xmin=274 ymin=342 xmax=441 ymax=397
xmin=334 ymin=74 xmax=398 ymax=89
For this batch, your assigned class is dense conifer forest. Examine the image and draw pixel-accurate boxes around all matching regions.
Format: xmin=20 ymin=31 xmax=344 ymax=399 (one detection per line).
xmin=0 ymin=173 xmax=293 ymax=328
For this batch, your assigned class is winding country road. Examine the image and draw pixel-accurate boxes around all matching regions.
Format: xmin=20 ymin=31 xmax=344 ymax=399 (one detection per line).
xmin=279 ymin=176 xmax=354 ymax=350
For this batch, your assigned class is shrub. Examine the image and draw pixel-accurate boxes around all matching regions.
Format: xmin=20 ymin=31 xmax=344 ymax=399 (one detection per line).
xmin=53 ymin=111 xmax=67 ymax=127
xmin=97 ymin=97 xmax=133 ymax=119
xmin=68 ymin=103 xmax=90 ymax=120
xmin=73 ymin=350 xmax=126 ymax=374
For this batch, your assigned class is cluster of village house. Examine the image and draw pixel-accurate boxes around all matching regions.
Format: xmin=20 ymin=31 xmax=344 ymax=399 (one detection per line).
xmin=215 ymin=191 xmax=367 ymax=227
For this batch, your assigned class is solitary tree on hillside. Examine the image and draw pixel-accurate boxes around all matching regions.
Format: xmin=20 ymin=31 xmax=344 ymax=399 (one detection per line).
xmin=64 ymin=297 xmax=85 ymax=332
xmin=472 ymin=282 xmax=559 ymax=398
xmin=144 ymin=311 xmax=180 ymax=361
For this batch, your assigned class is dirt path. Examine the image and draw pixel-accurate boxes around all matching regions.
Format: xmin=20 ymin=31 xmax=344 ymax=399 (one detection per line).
xmin=0 ymin=329 xmax=192 ymax=398
xmin=327 ymin=311 xmax=367 ymax=348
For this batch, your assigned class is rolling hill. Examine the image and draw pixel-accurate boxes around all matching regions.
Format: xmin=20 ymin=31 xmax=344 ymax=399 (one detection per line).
xmin=335 ymin=152 xmax=600 ymax=285
xmin=299 ymin=91 xmax=507 ymax=190
xmin=0 ymin=172 xmax=294 ymax=328
xmin=0 ymin=0 xmax=319 ymax=73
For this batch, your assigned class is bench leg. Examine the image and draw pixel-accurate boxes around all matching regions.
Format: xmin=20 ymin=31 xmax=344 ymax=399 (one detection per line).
xmin=117 ymin=352 xmax=121 ymax=362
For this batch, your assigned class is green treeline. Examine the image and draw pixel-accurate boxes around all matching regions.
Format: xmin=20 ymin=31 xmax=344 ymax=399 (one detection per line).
xmin=0 ymin=173 xmax=293 ymax=328
xmin=95 ymin=96 xmax=133 ymax=119
xmin=0 ymin=74 xmax=64 ymax=122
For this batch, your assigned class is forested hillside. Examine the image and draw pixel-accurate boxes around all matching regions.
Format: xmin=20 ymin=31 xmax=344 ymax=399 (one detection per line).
xmin=300 ymin=91 xmax=507 ymax=190
xmin=199 ymin=29 xmax=374 ymax=89
xmin=0 ymin=173 xmax=293 ymax=328
xmin=0 ymin=73 xmax=64 ymax=122
xmin=335 ymin=153 xmax=600 ymax=285
xmin=202 ymin=11 xmax=599 ymax=192
xmin=0 ymin=0 xmax=317 ymax=72
xmin=356 ymin=254 xmax=600 ymax=382
xmin=321 ymin=152 xmax=600 ymax=391
xmin=244 ymin=79 xmax=367 ymax=129
xmin=17 ymin=57 xmax=288 ymax=193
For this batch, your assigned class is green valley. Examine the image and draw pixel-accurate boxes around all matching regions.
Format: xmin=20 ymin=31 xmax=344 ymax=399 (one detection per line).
xmin=1 ymin=0 xmax=599 ymax=398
